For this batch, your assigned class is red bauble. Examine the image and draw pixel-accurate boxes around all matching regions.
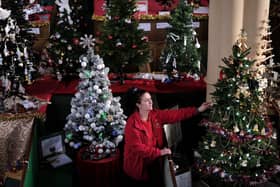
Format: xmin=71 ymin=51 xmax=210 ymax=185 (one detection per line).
xmin=108 ymin=35 xmax=113 ymax=40
xmin=219 ymin=70 xmax=225 ymax=80
xmin=73 ymin=38 xmax=79 ymax=45
xmin=132 ymin=44 xmax=137 ymax=48
xmin=48 ymin=58 xmax=53 ymax=65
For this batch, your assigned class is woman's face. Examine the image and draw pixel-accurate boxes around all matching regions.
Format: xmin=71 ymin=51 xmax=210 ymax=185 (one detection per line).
xmin=136 ymin=92 xmax=153 ymax=112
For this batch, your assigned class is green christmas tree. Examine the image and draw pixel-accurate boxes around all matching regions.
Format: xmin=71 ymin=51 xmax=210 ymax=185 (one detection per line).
xmin=64 ymin=48 xmax=126 ymax=160
xmin=98 ymin=0 xmax=150 ymax=80
xmin=160 ymin=0 xmax=201 ymax=80
xmin=0 ymin=0 xmax=36 ymax=97
xmin=47 ymin=0 xmax=88 ymax=80
xmin=196 ymin=31 xmax=279 ymax=185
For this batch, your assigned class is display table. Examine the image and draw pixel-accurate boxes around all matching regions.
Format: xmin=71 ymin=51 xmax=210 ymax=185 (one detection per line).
xmin=26 ymin=75 xmax=206 ymax=132
xmin=26 ymin=75 xmax=206 ymax=97
xmin=76 ymin=147 xmax=121 ymax=187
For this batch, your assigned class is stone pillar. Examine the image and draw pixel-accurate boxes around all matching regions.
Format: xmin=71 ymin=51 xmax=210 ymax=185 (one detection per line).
xmin=206 ymin=0 xmax=244 ymax=102
xmin=243 ymin=0 xmax=271 ymax=60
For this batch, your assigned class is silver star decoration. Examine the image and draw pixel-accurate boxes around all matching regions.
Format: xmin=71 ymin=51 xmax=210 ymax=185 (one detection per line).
xmin=80 ymin=34 xmax=95 ymax=49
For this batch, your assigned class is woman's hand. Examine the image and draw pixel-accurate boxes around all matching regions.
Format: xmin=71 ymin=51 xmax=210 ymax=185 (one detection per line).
xmin=197 ymin=102 xmax=212 ymax=113
xmin=160 ymin=148 xmax=171 ymax=156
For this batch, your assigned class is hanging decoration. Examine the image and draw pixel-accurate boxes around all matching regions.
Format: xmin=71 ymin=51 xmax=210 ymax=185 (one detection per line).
xmin=55 ymin=0 xmax=73 ymax=24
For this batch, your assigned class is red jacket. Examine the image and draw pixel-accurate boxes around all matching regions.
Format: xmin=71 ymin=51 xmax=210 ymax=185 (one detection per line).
xmin=123 ymin=107 xmax=198 ymax=181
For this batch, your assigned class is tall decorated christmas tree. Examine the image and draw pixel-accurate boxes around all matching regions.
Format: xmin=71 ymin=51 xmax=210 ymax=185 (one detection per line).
xmin=98 ymin=0 xmax=150 ymax=81
xmin=160 ymin=0 xmax=201 ymax=80
xmin=64 ymin=48 xmax=126 ymax=160
xmin=256 ymin=20 xmax=280 ymax=115
xmin=195 ymin=31 xmax=279 ymax=185
xmin=0 ymin=0 xmax=36 ymax=97
xmin=47 ymin=0 xmax=87 ymax=80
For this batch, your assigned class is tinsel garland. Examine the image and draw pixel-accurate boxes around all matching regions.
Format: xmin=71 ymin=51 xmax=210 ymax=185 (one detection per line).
xmin=0 ymin=112 xmax=45 ymax=121
xmin=199 ymin=119 xmax=275 ymax=143
xmin=31 ymin=21 xmax=50 ymax=27
xmin=194 ymin=161 xmax=280 ymax=185
xmin=92 ymin=13 xmax=208 ymax=21
xmin=196 ymin=119 xmax=280 ymax=185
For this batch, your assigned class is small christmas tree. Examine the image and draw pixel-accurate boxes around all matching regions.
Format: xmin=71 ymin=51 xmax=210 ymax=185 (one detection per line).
xmin=98 ymin=0 xmax=150 ymax=81
xmin=64 ymin=48 xmax=126 ymax=160
xmin=160 ymin=0 xmax=201 ymax=80
xmin=195 ymin=31 xmax=279 ymax=185
xmin=0 ymin=1 xmax=36 ymax=97
xmin=47 ymin=0 xmax=87 ymax=80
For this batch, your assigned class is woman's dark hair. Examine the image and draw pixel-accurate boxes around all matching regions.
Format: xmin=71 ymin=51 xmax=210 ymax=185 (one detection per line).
xmin=124 ymin=87 xmax=147 ymax=116
xmin=131 ymin=87 xmax=147 ymax=104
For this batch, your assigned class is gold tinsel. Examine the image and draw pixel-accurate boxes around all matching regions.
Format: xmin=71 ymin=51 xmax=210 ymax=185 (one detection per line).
xmin=0 ymin=112 xmax=45 ymax=121
xmin=31 ymin=21 xmax=50 ymax=27
xmin=92 ymin=14 xmax=208 ymax=21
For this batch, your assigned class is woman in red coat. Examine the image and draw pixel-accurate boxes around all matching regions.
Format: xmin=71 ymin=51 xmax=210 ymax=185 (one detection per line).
xmin=123 ymin=88 xmax=211 ymax=186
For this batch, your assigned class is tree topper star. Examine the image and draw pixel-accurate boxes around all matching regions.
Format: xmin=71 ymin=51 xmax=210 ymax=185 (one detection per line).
xmin=80 ymin=34 xmax=96 ymax=49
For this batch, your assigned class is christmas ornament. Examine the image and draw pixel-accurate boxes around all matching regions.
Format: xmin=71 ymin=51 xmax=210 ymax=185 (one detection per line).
xmin=195 ymin=38 xmax=200 ymax=48
xmin=55 ymin=0 xmax=72 ymax=24
xmin=72 ymin=37 xmax=79 ymax=45
xmin=80 ymin=34 xmax=95 ymax=49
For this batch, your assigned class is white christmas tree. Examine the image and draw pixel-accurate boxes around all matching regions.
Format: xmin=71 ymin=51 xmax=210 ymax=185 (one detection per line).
xmin=255 ymin=20 xmax=280 ymax=114
xmin=64 ymin=48 xmax=126 ymax=160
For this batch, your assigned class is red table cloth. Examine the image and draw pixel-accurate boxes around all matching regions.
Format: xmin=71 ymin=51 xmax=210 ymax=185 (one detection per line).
xmin=25 ymin=75 xmax=206 ymax=112
xmin=76 ymin=147 xmax=121 ymax=187
xmin=26 ymin=75 xmax=205 ymax=96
